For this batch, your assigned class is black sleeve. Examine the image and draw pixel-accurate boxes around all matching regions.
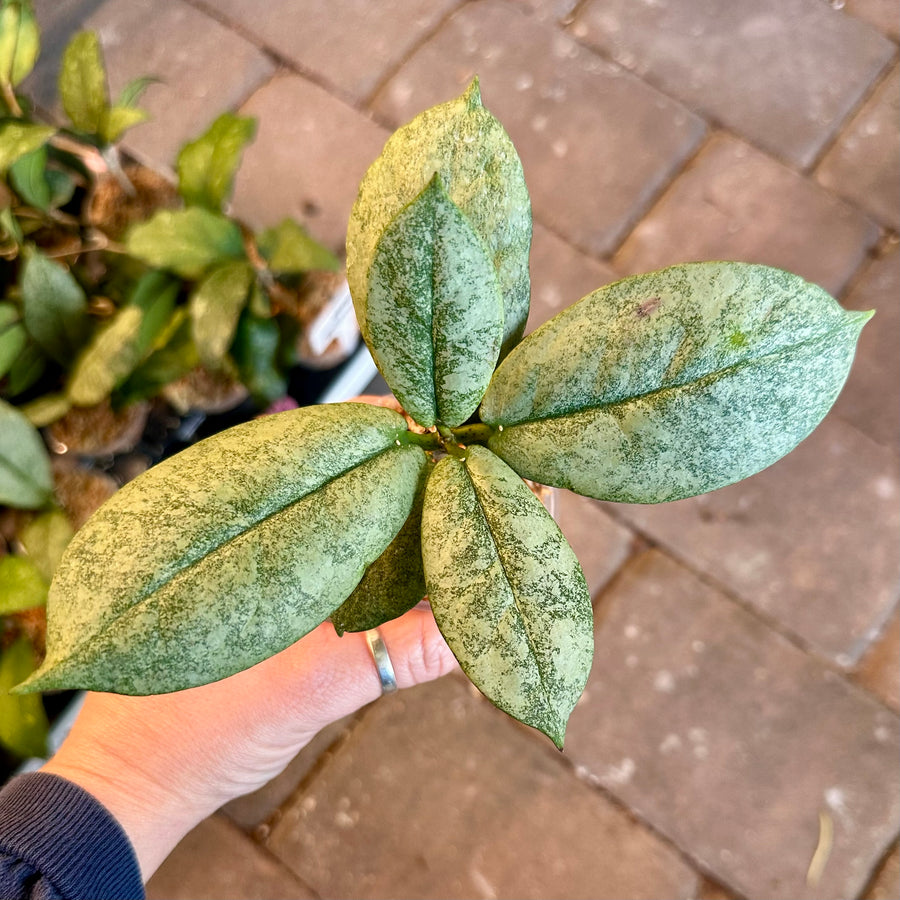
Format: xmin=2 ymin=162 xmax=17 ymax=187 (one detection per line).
xmin=0 ymin=772 xmax=144 ymax=900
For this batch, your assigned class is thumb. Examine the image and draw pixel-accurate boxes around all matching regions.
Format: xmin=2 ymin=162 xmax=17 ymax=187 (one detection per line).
xmin=268 ymin=606 xmax=459 ymax=736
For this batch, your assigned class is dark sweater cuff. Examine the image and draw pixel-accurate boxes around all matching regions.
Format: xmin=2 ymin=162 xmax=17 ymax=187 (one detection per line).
xmin=0 ymin=771 xmax=143 ymax=900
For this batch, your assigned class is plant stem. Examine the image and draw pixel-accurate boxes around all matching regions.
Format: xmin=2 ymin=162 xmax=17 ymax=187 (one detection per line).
xmin=398 ymin=430 xmax=442 ymax=450
xmin=1 ymin=81 xmax=23 ymax=117
xmin=450 ymin=422 xmax=495 ymax=446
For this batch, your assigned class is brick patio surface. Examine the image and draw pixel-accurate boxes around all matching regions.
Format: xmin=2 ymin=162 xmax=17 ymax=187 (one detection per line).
xmin=27 ymin=1 xmax=900 ymax=898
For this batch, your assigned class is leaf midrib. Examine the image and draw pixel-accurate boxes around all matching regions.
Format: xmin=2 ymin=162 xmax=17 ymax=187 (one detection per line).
xmin=464 ymin=462 xmax=556 ymax=724
xmin=64 ymin=441 xmax=404 ymax=651
xmin=497 ymin=323 xmax=854 ymax=428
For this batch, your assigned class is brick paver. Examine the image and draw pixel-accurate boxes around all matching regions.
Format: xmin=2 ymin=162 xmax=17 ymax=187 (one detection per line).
xmin=613 ymin=132 xmax=880 ymax=297
xmin=855 ymin=608 xmax=900 ymax=712
xmin=845 ymin=0 xmax=900 ymax=41
xmin=605 ymin=415 xmax=900 ymax=664
xmin=864 ymin=845 xmax=900 ymax=899
xmin=527 ymin=223 xmax=618 ymax=333
xmin=554 ymin=490 xmax=634 ymax=601
xmin=201 ymin=0 xmax=461 ymax=104
xmin=266 ymin=676 xmax=700 ymax=900
xmin=233 ymin=74 xmax=389 ymax=251
xmin=146 ymin=814 xmax=315 ymax=900
xmin=566 ymin=550 xmax=900 ymax=900
xmin=371 ymin=0 xmax=705 ymax=257
xmin=833 ymin=246 xmax=900 ymax=448
xmin=84 ymin=0 xmax=275 ymax=167
xmin=817 ymin=66 xmax=900 ymax=231
xmin=570 ymin=0 xmax=895 ymax=168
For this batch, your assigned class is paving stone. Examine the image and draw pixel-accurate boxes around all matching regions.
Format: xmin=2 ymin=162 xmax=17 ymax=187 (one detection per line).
xmin=146 ymin=813 xmax=315 ymax=900
xmin=565 ymin=549 xmax=900 ymax=900
xmin=844 ymin=1 xmax=900 ymax=41
xmin=222 ymin=715 xmax=356 ymax=831
xmin=554 ymin=489 xmax=635 ymax=601
xmin=817 ymin=66 xmax=900 ymax=230
xmin=696 ymin=879 xmax=739 ymax=900
xmin=864 ymin=844 xmax=900 ymax=899
xmin=832 ymin=246 xmax=900 ymax=448
xmin=208 ymin=0 xmax=461 ymax=104
xmin=527 ymin=223 xmax=618 ymax=333
xmin=232 ymin=74 xmax=389 ymax=253
xmin=605 ymin=414 xmax=900 ymax=665
xmin=518 ymin=0 xmax=581 ymax=21
xmin=371 ymin=0 xmax=706 ymax=257
xmin=82 ymin=0 xmax=275 ymax=168
xmin=570 ymin=0 xmax=895 ymax=168
xmin=613 ymin=133 xmax=880 ymax=297
xmin=266 ymin=677 xmax=700 ymax=900
xmin=854 ymin=606 xmax=900 ymax=712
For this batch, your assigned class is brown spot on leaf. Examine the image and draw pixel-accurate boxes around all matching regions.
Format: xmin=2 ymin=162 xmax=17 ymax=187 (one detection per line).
xmin=635 ymin=297 xmax=662 ymax=318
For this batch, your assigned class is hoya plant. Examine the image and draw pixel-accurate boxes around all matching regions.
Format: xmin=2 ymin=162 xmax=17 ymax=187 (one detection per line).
xmin=15 ymin=80 xmax=870 ymax=747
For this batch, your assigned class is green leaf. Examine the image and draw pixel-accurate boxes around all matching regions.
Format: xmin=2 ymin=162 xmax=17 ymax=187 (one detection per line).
xmin=125 ymin=207 xmax=245 ymax=279
xmin=231 ymin=311 xmax=285 ymax=405
xmin=45 ymin=168 xmax=75 ymax=209
xmin=256 ymin=218 xmax=339 ymax=274
xmin=176 ymin=112 xmax=257 ymax=211
xmin=20 ymin=509 xmax=73 ymax=583
xmin=189 ymin=260 xmax=254 ymax=368
xmin=0 ymin=205 xmax=23 ymax=244
xmin=8 ymin=145 xmax=50 ymax=209
xmin=114 ymin=308 xmax=198 ymax=405
xmin=18 ymin=403 xmax=427 ymax=695
xmin=365 ymin=174 xmax=503 ymax=428
xmin=0 ymin=555 xmax=48 ymax=615
xmin=20 ymin=392 xmax=71 ymax=427
xmin=422 ymin=446 xmax=592 ymax=747
xmin=0 ymin=398 xmax=53 ymax=508
xmin=128 ymin=270 xmax=182 ymax=354
xmin=0 ymin=1 xmax=40 ymax=88
xmin=0 ymin=121 xmax=54 ymax=172
xmin=4 ymin=339 xmax=45 ymax=396
xmin=347 ymin=78 xmax=531 ymax=357
xmin=20 ymin=249 xmax=90 ymax=364
xmin=66 ymin=306 xmax=145 ymax=406
xmin=481 ymin=262 xmax=873 ymax=503
xmin=331 ymin=457 xmax=431 ymax=635
xmin=116 ymin=74 xmax=158 ymax=108
xmin=0 ymin=301 xmax=27 ymax=378
xmin=59 ymin=31 xmax=108 ymax=134
xmin=0 ymin=636 xmax=48 ymax=759
xmin=248 ymin=281 xmax=271 ymax=318
xmin=99 ymin=104 xmax=148 ymax=145
xmin=67 ymin=271 xmax=178 ymax=406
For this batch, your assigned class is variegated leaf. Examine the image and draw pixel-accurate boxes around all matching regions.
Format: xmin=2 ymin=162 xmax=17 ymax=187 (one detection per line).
xmin=481 ymin=262 xmax=872 ymax=503
xmin=18 ymin=404 xmax=427 ymax=695
xmin=347 ymin=78 xmax=531 ymax=357
xmin=331 ymin=458 xmax=431 ymax=635
xmin=422 ymin=446 xmax=592 ymax=747
xmin=366 ymin=174 xmax=503 ymax=427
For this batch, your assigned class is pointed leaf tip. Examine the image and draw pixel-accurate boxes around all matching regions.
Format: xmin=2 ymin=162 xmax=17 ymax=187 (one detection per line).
xmin=463 ymin=76 xmax=482 ymax=109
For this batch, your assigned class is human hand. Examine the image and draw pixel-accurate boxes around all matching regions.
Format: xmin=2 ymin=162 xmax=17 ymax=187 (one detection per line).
xmin=41 ymin=396 xmax=457 ymax=880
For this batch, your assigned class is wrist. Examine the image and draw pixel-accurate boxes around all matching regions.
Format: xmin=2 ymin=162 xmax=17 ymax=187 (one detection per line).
xmin=42 ymin=741 xmax=208 ymax=880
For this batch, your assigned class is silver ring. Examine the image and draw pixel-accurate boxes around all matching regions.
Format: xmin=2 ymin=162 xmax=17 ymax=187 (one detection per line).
xmin=365 ymin=629 xmax=398 ymax=694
